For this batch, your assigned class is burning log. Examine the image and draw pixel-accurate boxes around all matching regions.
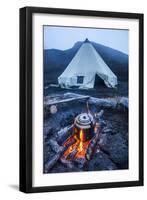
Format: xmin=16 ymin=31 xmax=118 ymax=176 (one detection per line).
xmin=85 ymin=124 xmax=100 ymax=161
xmin=45 ymin=137 xmax=76 ymax=172
xmin=85 ymin=135 xmax=100 ymax=161
xmin=56 ymin=125 xmax=74 ymax=144
xmin=66 ymin=145 xmax=79 ymax=160
xmin=95 ymin=110 xmax=107 ymax=130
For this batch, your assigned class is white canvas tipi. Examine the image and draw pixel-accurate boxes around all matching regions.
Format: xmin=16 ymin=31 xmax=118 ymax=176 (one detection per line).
xmin=58 ymin=39 xmax=117 ymax=89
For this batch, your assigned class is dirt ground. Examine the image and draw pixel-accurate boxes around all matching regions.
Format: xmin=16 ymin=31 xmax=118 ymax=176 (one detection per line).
xmin=44 ymin=80 xmax=128 ymax=98
xmin=43 ymin=98 xmax=128 ymax=173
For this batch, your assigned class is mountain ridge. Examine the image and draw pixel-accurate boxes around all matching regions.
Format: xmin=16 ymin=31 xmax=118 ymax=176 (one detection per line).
xmin=44 ymin=41 xmax=128 ymax=86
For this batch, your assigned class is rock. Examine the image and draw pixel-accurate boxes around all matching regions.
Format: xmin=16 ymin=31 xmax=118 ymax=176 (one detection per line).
xmin=89 ymin=97 xmax=117 ymax=108
xmin=119 ymin=97 xmax=128 ymax=109
xmin=100 ymin=133 xmax=128 ymax=168
xmin=86 ymin=151 xmax=117 ymax=171
xmin=89 ymin=96 xmax=128 ymax=110
xmin=98 ymin=133 xmax=107 ymax=146
xmin=99 ymin=120 xmax=107 ymax=129
xmin=74 ymin=157 xmax=87 ymax=169
xmin=95 ymin=110 xmax=104 ymax=119
xmin=49 ymin=162 xmax=69 ymax=173
xmin=47 ymin=139 xmax=63 ymax=153
xmin=50 ymin=162 xmax=81 ymax=173
xmin=44 ymin=126 xmax=52 ymax=136
xmin=102 ymin=127 xmax=113 ymax=134
xmin=60 ymin=114 xmax=75 ymax=127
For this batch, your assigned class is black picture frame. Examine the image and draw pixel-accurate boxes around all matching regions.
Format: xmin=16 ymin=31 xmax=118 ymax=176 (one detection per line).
xmin=19 ymin=6 xmax=144 ymax=193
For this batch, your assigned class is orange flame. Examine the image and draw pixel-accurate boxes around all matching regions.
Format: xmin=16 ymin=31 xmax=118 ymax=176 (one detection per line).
xmin=63 ymin=128 xmax=91 ymax=159
xmin=79 ymin=129 xmax=84 ymax=151
xmin=79 ymin=129 xmax=84 ymax=142
xmin=79 ymin=141 xmax=83 ymax=152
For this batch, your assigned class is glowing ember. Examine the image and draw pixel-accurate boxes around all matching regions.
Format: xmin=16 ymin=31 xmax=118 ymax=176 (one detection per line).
xmin=76 ymin=140 xmax=91 ymax=158
xmin=79 ymin=141 xmax=83 ymax=152
xmin=63 ymin=130 xmax=91 ymax=159
xmin=94 ymin=122 xmax=99 ymax=133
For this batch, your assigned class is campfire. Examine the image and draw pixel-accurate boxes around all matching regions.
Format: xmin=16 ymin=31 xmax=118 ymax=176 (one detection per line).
xmin=44 ymin=93 xmax=128 ymax=173
xmin=62 ymin=112 xmax=99 ymax=160
xmin=44 ymin=105 xmax=104 ymax=173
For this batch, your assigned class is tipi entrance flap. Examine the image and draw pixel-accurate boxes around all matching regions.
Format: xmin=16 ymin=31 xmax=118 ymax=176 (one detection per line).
xmin=94 ymin=74 xmax=105 ymax=86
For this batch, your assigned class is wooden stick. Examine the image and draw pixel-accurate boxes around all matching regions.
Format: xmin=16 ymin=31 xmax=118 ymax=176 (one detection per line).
xmin=44 ymin=95 xmax=89 ymax=106
xmin=56 ymin=124 xmax=74 ymax=144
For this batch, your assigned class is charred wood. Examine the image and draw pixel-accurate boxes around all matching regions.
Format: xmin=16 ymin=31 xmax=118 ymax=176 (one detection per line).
xmin=60 ymin=157 xmax=82 ymax=172
xmin=45 ymin=138 xmax=76 ymax=172
xmin=56 ymin=124 xmax=74 ymax=144
xmin=47 ymin=139 xmax=63 ymax=153
xmin=95 ymin=109 xmax=104 ymax=120
xmin=85 ymin=128 xmax=100 ymax=161
xmin=88 ymin=97 xmax=128 ymax=109
xmin=60 ymin=157 xmax=73 ymax=168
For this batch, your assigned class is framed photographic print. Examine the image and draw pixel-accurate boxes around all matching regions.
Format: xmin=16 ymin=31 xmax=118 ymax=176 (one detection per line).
xmin=19 ymin=6 xmax=144 ymax=193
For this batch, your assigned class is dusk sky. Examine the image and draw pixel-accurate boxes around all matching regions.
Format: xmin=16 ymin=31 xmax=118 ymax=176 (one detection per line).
xmin=44 ymin=26 xmax=129 ymax=54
